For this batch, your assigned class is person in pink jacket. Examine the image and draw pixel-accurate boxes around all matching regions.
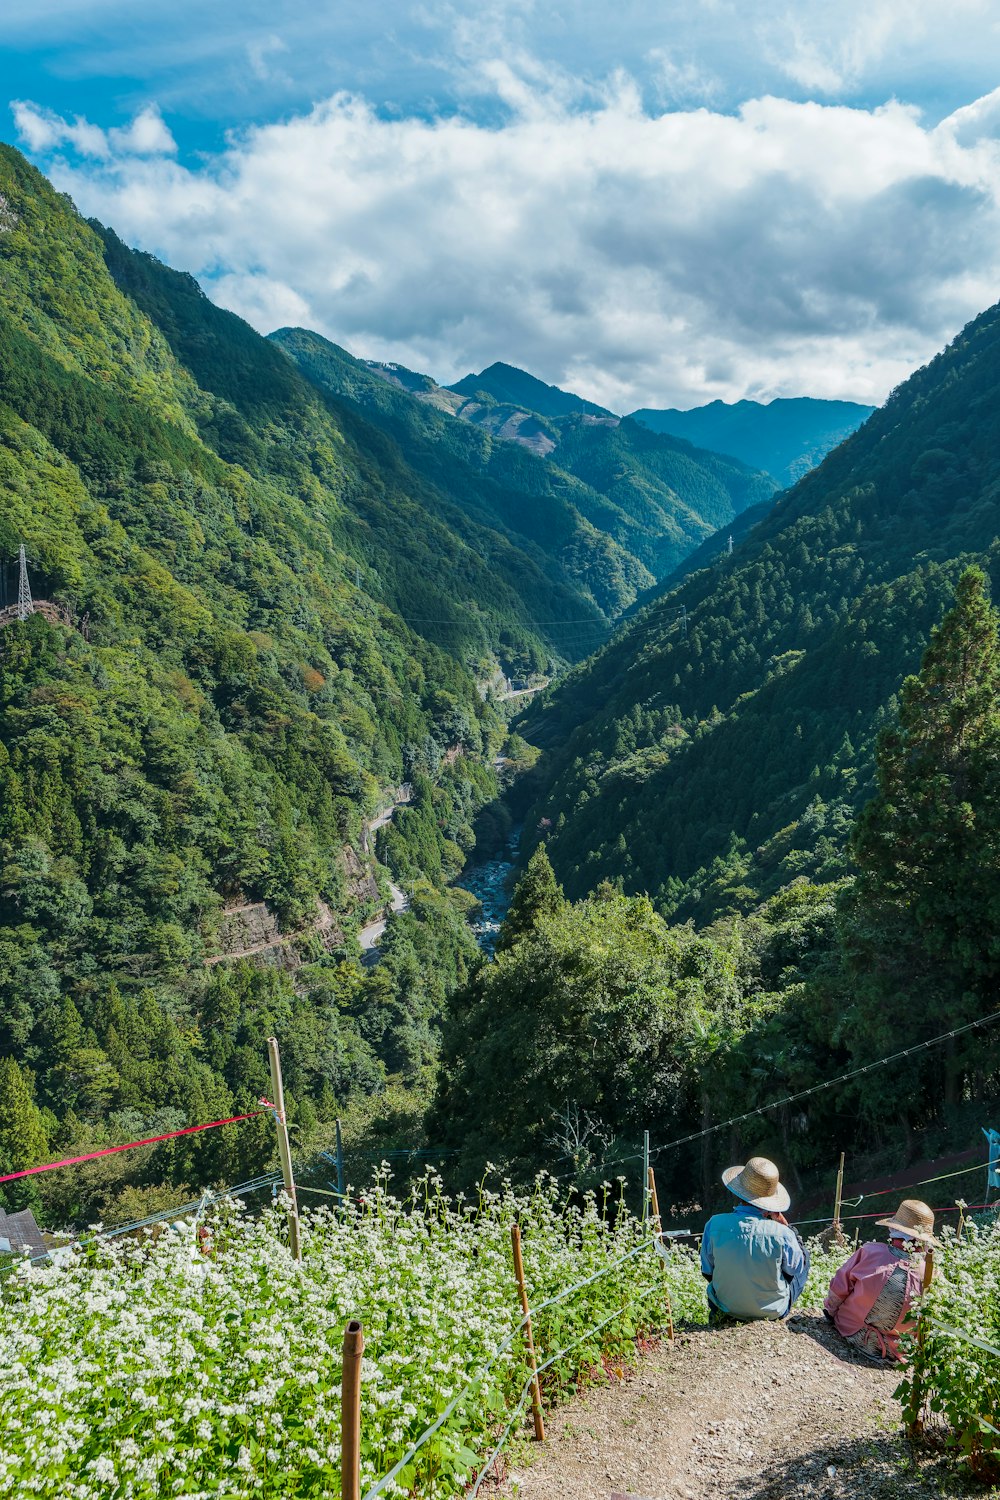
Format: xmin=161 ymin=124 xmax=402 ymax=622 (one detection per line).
xmin=823 ymin=1198 xmax=940 ymax=1362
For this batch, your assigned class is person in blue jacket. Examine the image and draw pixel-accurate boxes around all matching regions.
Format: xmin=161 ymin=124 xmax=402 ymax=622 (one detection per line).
xmin=700 ymin=1156 xmax=810 ymax=1323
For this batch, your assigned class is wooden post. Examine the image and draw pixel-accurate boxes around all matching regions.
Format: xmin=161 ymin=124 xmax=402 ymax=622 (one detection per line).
xmin=648 ymin=1166 xmax=675 ymax=1342
xmin=267 ymin=1037 xmax=302 ymax=1262
xmin=335 ymin=1117 xmax=345 ymax=1202
xmin=647 ymin=1165 xmax=661 ymax=1227
xmin=956 ymin=1200 xmax=966 ymax=1241
xmin=510 ymin=1224 xmax=545 ymax=1441
xmin=907 ymin=1247 xmax=936 ymax=1439
xmin=833 ymin=1151 xmax=845 ymax=1231
xmin=341 ymin=1319 xmax=364 ymax=1500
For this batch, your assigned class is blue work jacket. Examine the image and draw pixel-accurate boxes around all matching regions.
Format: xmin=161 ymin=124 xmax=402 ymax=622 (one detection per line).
xmin=700 ymin=1204 xmax=810 ymax=1320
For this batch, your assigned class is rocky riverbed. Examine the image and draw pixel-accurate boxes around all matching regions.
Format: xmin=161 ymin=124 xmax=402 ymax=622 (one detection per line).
xmin=457 ymin=826 xmax=521 ymax=953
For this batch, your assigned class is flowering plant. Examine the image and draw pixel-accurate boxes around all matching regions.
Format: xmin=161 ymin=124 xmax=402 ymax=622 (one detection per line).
xmin=0 ymin=1171 xmax=699 ymax=1498
xmin=895 ymin=1213 xmax=1000 ymax=1477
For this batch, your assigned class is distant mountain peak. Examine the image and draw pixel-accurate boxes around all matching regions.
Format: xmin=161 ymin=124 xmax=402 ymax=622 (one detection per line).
xmin=448 ymin=362 xmax=615 ymax=421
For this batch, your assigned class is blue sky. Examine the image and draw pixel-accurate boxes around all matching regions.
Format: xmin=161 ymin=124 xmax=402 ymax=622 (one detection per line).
xmin=5 ymin=1 xmax=1000 ymax=407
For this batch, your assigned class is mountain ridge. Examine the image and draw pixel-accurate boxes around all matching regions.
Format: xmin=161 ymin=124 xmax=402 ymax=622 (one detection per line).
xmin=630 ymin=395 xmax=875 ymax=487
xmin=517 ymin=297 xmax=1000 ymax=922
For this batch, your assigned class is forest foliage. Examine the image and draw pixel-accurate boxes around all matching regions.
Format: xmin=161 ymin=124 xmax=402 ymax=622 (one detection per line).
xmin=434 ymin=568 xmax=1000 ymax=1204
xmin=273 ymin=330 xmax=777 ymax=587
xmin=0 ymin=144 xmax=536 ymax=1221
xmin=518 ymin=297 xmax=1000 ymax=926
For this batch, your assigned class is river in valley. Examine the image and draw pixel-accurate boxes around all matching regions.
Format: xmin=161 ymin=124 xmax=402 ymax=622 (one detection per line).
xmin=456 ymin=826 xmax=521 ymax=954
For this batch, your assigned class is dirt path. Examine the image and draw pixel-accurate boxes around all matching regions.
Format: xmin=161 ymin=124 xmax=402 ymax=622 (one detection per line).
xmin=509 ymin=1314 xmax=957 ymax=1500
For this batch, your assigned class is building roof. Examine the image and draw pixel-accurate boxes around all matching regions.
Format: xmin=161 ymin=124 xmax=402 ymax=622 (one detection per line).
xmin=0 ymin=1207 xmax=47 ymax=1260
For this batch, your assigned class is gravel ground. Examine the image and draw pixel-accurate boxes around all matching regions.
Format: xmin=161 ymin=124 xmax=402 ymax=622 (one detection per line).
xmin=506 ymin=1314 xmax=967 ymax=1500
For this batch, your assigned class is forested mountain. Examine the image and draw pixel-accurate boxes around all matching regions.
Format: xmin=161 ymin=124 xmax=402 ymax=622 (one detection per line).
xmin=269 ymin=328 xmax=649 ymax=643
xmin=0 ymin=143 xmax=586 ymax=1221
xmin=630 ymin=396 xmax=875 ymax=487
xmin=518 ymin=298 xmax=1000 ymax=925
xmin=290 ymin=334 xmax=777 ymax=581
xmin=434 ymin=568 xmax=1000 ymax=1203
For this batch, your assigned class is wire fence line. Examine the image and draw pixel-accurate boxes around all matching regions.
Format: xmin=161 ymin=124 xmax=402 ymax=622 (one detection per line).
xmin=1 ymin=1171 xmax=285 ymax=1275
xmin=361 ymin=1232 xmax=663 ymax=1500
xmin=467 ymin=1284 xmax=656 ymax=1498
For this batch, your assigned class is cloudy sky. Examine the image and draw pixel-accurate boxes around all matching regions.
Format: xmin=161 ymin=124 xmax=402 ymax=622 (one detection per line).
xmin=5 ymin=0 xmax=1000 ymax=410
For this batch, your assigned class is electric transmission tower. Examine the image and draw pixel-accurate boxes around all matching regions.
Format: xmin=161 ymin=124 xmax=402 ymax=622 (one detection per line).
xmin=17 ymin=544 xmax=33 ymax=622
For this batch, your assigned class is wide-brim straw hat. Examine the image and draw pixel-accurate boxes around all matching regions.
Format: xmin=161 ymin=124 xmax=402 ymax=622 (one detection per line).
xmin=722 ymin=1156 xmax=790 ymax=1213
xmin=876 ymin=1198 xmax=941 ymax=1248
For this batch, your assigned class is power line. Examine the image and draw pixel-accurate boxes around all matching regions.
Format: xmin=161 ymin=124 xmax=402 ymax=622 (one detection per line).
xmin=398 ymin=615 xmax=611 ymax=628
xmin=650 ymin=1009 xmax=1000 ymax=1159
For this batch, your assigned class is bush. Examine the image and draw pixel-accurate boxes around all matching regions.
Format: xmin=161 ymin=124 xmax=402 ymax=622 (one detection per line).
xmin=897 ymin=1213 xmax=1000 ymax=1478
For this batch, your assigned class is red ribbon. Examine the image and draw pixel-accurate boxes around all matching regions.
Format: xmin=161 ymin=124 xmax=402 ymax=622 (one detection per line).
xmin=0 ymin=1107 xmax=270 ymax=1185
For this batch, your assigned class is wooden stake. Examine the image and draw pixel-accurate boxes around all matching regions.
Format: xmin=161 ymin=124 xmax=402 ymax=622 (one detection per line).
xmin=647 ymin=1165 xmax=661 ymax=1227
xmin=956 ymin=1200 xmax=966 ymax=1241
xmin=833 ymin=1151 xmax=845 ymax=1231
xmin=267 ymin=1037 xmax=302 ymax=1262
xmin=511 ymin=1224 xmax=545 ymax=1441
xmin=648 ymin=1166 xmax=674 ymax=1342
xmin=341 ymin=1319 xmax=364 ymax=1500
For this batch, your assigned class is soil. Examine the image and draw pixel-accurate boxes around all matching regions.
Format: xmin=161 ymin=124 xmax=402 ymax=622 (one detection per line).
xmin=507 ymin=1314 xmax=965 ymax=1500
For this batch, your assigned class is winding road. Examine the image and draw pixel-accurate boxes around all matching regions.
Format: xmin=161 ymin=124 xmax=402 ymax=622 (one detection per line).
xmin=358 ymin=791 xmax=412 ymax=958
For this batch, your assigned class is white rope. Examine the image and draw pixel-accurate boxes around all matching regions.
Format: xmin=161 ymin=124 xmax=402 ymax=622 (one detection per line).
xmin=651 ymin=1010 xmax=1000 ymax=1158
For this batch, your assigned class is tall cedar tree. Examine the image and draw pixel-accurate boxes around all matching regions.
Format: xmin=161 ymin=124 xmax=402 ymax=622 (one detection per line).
xmin=847 ymin=568 xmax=1000 ymax=1103
xmin=495 ymin=846 xmax=566 ymax=951
xmin=0 ymin=1057 xmax=48 ymax=1213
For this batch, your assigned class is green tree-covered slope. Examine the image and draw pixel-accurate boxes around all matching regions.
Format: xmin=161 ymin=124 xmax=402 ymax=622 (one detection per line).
xmin=434 ymin=576 xmax=1000 ymax=1198
xmin=0 ymin=144 xmax=597 ymax=1219
xmin=267 ymin=327 xmax=650 ymax=642
xmin=301 ymin=341 xmax=777 ymax=582
xmin=630 ymin=396 xmax=875 ymax=487
xmin=519 ymin=298 xmax=1000 ymax=922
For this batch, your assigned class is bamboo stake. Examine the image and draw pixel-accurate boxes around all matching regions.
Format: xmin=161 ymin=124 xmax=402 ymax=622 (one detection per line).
xmin=510 ymin=1224 xmax=545 ymax=1441
xmin=648 ymin=1166 xmax=675 ymax=1342
xmin=341 ymin=1319 xmax=364 ymax=1500
xmin=267 ymin=1037 xmax=302 ymax=1262
xmin=833 ymin=1151 xmax=845 ymax=1231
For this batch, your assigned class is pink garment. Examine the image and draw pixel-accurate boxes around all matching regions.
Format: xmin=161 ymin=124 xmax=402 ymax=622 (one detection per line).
xmin=823 ymin=1241 xmax=924 ymax=1361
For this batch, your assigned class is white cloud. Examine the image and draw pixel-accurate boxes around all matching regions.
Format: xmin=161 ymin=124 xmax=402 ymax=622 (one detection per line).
xmin=13 ymin=101 xmax=110 ymax=157
xmin=13 ymin=76 xmax=1000 ymax=409
xmin=11 ymin=101 xmax=175 ymax=159
xmin=109 ymin=105 xmax=177 ymax=155
xmin=247 ymin=35 xmax=289 ymax=84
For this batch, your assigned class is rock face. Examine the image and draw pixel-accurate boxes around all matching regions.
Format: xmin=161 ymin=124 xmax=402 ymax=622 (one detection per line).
xmin=205 ymin=897 xmax=347 ymax=971
xmin=343 ymin=844 xmax=380 ymax=905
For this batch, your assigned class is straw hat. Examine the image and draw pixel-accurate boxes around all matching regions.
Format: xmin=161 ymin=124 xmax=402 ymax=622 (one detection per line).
xmin=722 ymin=1156 xmax=790 ymax=1213
xmin=876 ymin=1199 xmax=941 ymax=1248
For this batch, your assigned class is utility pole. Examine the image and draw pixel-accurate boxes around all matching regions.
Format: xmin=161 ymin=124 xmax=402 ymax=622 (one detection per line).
xmin=727 ymin=534 xmax=734 ymax=556
xmin=17 ymin=544 xmax=33 ymax=622
xmin=676 ymin=605 xmax=687 ymax=639
xmin=267 ymin=1037 xmax=302 ymax=1261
